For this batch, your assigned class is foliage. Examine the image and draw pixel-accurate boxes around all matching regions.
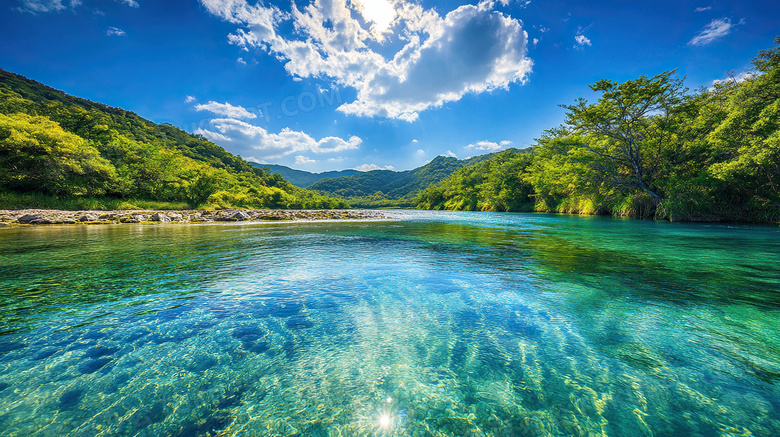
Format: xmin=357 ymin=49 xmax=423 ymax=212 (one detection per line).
xmin=415 ymin=149 xmax=534 ymax=211
xmin=310 ymin=154 xmax=499 ymax=208
xmin=0 ymin=69 xmax=347 ymax=210
xmin=417 ymin=39 xmax=780 ymax=222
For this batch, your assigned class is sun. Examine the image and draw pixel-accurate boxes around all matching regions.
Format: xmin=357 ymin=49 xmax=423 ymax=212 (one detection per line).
xmin=352 ymin=0 xmax=396 ymax=37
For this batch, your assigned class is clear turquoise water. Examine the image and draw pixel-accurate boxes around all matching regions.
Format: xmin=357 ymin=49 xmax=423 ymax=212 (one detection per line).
xmin=0 ymin=211 xmax=779 ymax=436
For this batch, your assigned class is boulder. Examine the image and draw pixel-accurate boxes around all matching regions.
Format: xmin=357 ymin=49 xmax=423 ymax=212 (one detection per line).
xmin=151 ymin=212 xmax=171 ymax=223
xmin=232 ymin=211 xmax=251 ymax=221
xmin=166 ymin=212 xmax=184 ymax=221
xmin=133 ymin=214 xmax=148 ymax=221
xmin=17 ymin=214 xmax=44 ymax=224
xmin=79 ymin=214 xmax=99 ymax=222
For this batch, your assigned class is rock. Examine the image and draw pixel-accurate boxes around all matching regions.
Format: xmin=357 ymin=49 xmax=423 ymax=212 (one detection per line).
xmin=0 ymin=222 xmax=8 ymax=227
xmin=17 ymin=214 xmax=44 ymax=224
xmin=133 ymin=214 xmax=148 ymax=221
xmin=232 ymin=211 xmax=250 ymax=221
xmin=79 ymin=214 xmax=99 ymax=222
xmin=166 ymin=212 xmax=183 ymax=221
xmin=151 ymin=212 xmax=171 ymax=223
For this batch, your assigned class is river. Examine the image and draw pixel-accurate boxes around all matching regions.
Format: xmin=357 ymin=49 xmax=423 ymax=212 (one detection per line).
xmin=0 ymin=211 xmax=778 ymax=436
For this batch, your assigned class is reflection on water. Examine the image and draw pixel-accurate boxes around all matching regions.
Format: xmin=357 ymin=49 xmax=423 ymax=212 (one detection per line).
xmin=0 ymin=212 xmax=779 ymax=436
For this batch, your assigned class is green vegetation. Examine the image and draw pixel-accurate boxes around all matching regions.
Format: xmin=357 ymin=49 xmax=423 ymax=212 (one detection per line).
xmin=252 ymin=163 xmax=360 ymax=188
xmin=0 ymin=70 xmax=347 ymax=210
xmin=417 ymin=39 xmax=780 ymax=222
xmin=309 ymin=154 xmax=495 ymax=207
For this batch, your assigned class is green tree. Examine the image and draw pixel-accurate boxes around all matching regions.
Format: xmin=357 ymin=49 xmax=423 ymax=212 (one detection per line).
xmin=0 ymin=113 xmax=116 ymax=195
xmin=556 ymin=70 xmax=687 ymax=202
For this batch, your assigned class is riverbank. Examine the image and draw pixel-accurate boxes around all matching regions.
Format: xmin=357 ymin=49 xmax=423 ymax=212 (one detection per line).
xmin=0 ymin=209 xmax=388 ymax=227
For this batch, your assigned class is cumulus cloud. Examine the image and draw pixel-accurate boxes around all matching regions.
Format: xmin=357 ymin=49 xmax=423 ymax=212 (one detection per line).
xmin=118 ymin=0 xmax=138 ymax=7
xmin=688 ymin=18 xmax=736 ymax=46
xmin=295 ymin=155 xmax=316 ymax=165
xmin=237 ymin=57 xmax=247 ymax=65
xmin=195 ymin=118 xmax=361 ymax=159
xmin=195 ymin=101 xmax=257 ymax=119
xmin=574 ymin=34 xmax=591 ymax=47
xmin=695 ymin=6 xmax=711 ymax=12
xmin=444 ymin=150 xmax=457 ymax=158
xmin=411 ymin=139 xmax=418 ymax=143
xmin=200 ymin=0 xmax=532 ymax=121
xmin=355 ymin=163 xmax=395 ymax=171
xmin=185 ymin=95 xmax=197 ymax=103
xmin=107 ymin=27 xmax=126 ymax=36
xmin=467 ymin=140 xmax=498 ymax=151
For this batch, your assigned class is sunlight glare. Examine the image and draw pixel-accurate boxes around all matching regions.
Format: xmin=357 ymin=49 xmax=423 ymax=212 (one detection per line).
xmin=353 ymin=0 xmax=396 ymax=34
xmin=379 ymin=413 xmax=392 ymax=429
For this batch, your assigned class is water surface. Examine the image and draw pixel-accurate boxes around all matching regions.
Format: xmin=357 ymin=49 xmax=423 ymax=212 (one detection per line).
xmin=0 ymin=211 xmax=778 ymax=436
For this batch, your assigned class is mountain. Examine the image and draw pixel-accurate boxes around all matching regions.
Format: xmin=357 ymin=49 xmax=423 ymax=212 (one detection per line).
xmin=308 ymin=151 xmax=520 ymax=207
xmin=250 ymin=163 xmax=360 ymax=188
xmin=0 ymin=69 xmax=346 ymax=209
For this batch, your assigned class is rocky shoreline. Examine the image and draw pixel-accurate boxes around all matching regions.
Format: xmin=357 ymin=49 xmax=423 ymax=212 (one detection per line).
xmin=0 ymin=209 xmax=389 ymax=227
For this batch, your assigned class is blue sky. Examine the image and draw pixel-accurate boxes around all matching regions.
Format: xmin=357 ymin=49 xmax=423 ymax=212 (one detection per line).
xmin=1 ymin=0 xmax=778 ymax=172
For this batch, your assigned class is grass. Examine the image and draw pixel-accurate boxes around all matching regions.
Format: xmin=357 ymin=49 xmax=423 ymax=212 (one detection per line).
xmin=0 ymin=191 xmax=191 ymax=211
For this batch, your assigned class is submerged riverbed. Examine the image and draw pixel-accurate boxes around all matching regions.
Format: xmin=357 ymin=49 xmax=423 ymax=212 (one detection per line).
xmin=0 ymin=211 xmax=778 ymax=436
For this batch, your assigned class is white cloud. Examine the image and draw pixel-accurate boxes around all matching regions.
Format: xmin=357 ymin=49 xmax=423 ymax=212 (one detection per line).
xmin=16 ymin=0 xmax=75 ymax=13
xmin=444 ymin=150 xmax=457 ymax=158
xmin=107 ymin=27 xmax=126 ymax=36
xmin=185 ymin=95 xmax=197 ymax=103
xmin=245 ymin=156 xmax=267 ymax=164
xmin=411 ymin=139 xmax=418 ymax=143
xmin=195 ymin=118 xmax=361 ymax=159
xmin=695 ymin=6 xmax=711 ymax=12
xmin=466 ymin=139 xmax=511 ymax=151
xmin=16 ymin=0 xmax=136 ymax=13
xmin=712 ymin=71 xmax=756 ymax=87
xmin=532 ymin=38 xmax=539 ymax=46
xmin=200 ymin=0 xmax=532 ymax=122
xmin=355 ymin=163 xmax=395 ymax=171
xmin=237 ymin=57 xmax=247 ymax=65
xmin=328 ymin=157 xmax=345 ymax=162
xmin=416 ymin=149 xmax=425 ymax=154
xmin=574 ymin=34 xmax=591 ymax=47
xmin=295 ymin=155 xmax=316 ymax=165
xmin=688 ymin=18 xmax=734 ymax=46
xmin=195 ymin=101 xmax=257 ymax=119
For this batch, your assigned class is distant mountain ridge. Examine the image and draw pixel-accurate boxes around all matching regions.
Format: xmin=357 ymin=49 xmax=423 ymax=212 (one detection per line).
xmin=304 ymin=150 xmax=524 ymax=207
xmin=250 ymin=163 xmax=359 ymax=188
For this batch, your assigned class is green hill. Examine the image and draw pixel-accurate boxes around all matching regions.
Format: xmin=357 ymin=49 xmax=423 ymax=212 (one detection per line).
xmin=0 ymin=69 xmax=346 ymax=210
xmin=308 ymin=152 xmax=517 ymax=207
xmin=251 ymin=163 xmax=360 ymax=188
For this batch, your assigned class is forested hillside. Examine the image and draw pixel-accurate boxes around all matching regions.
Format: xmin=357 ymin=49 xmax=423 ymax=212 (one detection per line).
xmin=0 ymin=70 xmax=347 ymax=210
xmin=417 ymin=39 xmax=780 ymax=222
xmin=309 ymin=154 xmax=501 ymax=207
xmin=251 ymin=163 xmax=359 ymax=188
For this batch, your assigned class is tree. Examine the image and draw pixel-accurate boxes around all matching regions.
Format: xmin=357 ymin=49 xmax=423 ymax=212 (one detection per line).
xmin=555 ymin=70 xmax=687 ymax=202
xmin=707 ymin=37 xmax=780 ymax=218
xmin=0 ymin=113 xmax=116 ymax=195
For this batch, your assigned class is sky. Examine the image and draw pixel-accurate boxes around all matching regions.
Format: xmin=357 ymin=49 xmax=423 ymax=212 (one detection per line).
xmin=1 ymin=0 xmax=778 ymax=172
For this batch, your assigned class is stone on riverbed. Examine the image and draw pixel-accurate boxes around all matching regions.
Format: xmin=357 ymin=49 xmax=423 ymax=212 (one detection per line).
xmin=151 ymin=212 xmax=171 ymax=223
xmin=17 ymin=214 xmax=44 ymax=224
